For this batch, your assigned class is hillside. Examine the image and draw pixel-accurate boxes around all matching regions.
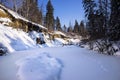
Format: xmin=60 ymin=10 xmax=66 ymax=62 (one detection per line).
xmin=0 ymin=4 xmax=81 ymax=53
xmin=0 ymin=4 xmax=47 ymax=32
xmin=0 ymin=24 xmax=36 ymax=52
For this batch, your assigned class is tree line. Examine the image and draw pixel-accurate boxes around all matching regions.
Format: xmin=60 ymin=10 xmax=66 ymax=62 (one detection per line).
xmin=82 ymin=0 xmax=120 ymax=41
xmin=82 ymin=0 xmax=120 ymax=55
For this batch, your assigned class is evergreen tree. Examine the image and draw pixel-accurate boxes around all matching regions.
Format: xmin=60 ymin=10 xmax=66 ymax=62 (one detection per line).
xmin=67 ymin=22 xmax=73 ymax=32
xmin=103 ymin=0 xmax=110 ymax=28
xmin=98 ymin=0 xmax=110 ymax=36
xmin=79 ymin=21 xmax=88 ymax=37
xmin=73 ymin=20 xmax=79 ymax=33
xmin=63 ymin=25 xmax=67 ymax=32
xmin=67 ymin=26 xmax=73 ymax=33
xmin=82 ymin=0 xmax=96 ymax=18
xmin=46 ymin=0 xmax=54 ymax=31
xmin=79 ymin=21 xmax=84 ymax=35
xmin=108 ymin=0 xmax=120 ymax=40
xmin=55 ymin=16 xmax=62 ymax=31
xmin=82 ymin=0 xmax=96 ymax=39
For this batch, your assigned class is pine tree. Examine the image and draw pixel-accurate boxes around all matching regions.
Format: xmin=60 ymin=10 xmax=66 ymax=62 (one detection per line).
xmin=46 ymin=0 xmax=54 ymax=31
xmin=67 ymin=27 xmax=73 ymax=33
xmin=67 ymin=22 xmax=73 ymax=33
xmin=79 ymin=21 xmax=88 ymax=37
xmin=82 ymin=0 xmax=96 ymax=39
xmin=82 ymin=0 xmax=96 ymax=18
xmin=63 ymin=25 xmax=67 ymax=32
xmin=55 ymin=17 xmax=62 ymax=31
xmin=108 ymin=0 xmax=120 ymax=40
xmin=73 ymin=20 xmax=79 ymax=33
xmin=79 ymin=21 xmax=84 ymax=35
xmin=98 ymin=0 xmax=110 ymax=36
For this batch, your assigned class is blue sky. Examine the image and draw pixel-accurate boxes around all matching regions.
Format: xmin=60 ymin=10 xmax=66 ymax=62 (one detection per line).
xmin=39 ymin=0 xmax=85 ymax=27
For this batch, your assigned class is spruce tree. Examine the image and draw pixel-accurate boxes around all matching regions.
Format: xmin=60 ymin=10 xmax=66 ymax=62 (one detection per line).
xmin=108 ymin=0 xmax=120 ymax=40
xmin=56 ymin=17 xmax=62 ymax=31
xmin=67 ymin=22 xmax=73 ymax=33
xmin=67 ymin=27 xmax=73 ymax=33
xmin=73 ymin=20 xmax=79 ymax=33
xmin=63 ymin=25 xmax=67 ymax=32
xmin=46 ymin=0 xmax=54 ymax=31
xmin=82 ymin=0 xmax=96 ymax=39
xmin=79 ymin=21 xmax=84 ymax=35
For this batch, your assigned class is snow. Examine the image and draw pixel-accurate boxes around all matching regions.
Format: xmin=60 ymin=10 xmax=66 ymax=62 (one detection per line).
xmin=0 ymin=24 xmax=36 ymax=52
xmin=29 ymin=31 xmax=45 ymax=41
xmin=54 ymin=31 xmax=66 ymax=37
xmin=28 ymin=31 xmax=69 ymax=47
xmin=70 ymin=38 xmax=81 ymax=45
xmin=0 ymin=17 xmax=11 ymax=25
xmin=16 ymin=52 xmax=62 ymax=80
xmin=0 ymin=3 xmax=120 ymax=80
xmin=0 ymin=46 xmax=120 ymax=80
xmin=38 ymin=47 xmax=120 ymax=80
xmin=0 ymin=18 xmax=11 ymax=22
xmin=54 ymin=38 xmax=68 ymax=45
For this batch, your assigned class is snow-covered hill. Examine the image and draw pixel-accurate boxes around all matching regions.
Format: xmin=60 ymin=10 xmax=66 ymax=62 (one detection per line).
xmin=0 ymin=24 xmax=36 ymax=52
xmin=0 ymin=4 xmax=79 ymax=53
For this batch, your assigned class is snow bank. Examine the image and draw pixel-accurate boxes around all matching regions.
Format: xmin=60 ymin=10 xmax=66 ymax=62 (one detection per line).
xmin=54 ymin=31 xmax=66 ymax=37
xmin=0 ymin=18 xmax=11 ymax=22
xmin=80 ymin=40 xmax=120 ymax=55
xmin=16 ymin=52 xmax=62 ymax=80
xmin=70 ymin=38 xmax=81 ymax=45
xmin=0 ymin=24 xmax=36 ymax=52
xmin=54 ymin=38 xmax=68 ymax=45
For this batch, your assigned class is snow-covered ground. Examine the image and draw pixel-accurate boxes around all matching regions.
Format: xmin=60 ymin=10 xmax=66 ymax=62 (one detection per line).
xmin=16 ymin=53 xmax=62 ymax=80
xmin=0 ymin=24 xmax=36 ymax=52
xmin=0 ymin=46 xmax=120 ymax=80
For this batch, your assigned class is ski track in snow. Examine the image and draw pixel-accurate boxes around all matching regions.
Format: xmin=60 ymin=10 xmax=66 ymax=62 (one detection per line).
xmin=0 ymin=46 xmax=120 ymax=80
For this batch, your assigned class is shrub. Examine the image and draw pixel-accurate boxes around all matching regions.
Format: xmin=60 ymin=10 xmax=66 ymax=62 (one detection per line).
xmin=86 ymin=39 xmax=119 ymax=55
xmin=0 ymin=43 xmax=7 ymax=56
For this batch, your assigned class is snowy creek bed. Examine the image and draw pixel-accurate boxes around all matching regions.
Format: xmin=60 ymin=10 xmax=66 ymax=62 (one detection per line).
xmin=0 ymin=46 xmax=120 ymax=80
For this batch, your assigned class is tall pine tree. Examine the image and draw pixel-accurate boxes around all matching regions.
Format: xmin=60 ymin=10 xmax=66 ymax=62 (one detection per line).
xmin=55 ymin=16 xmax=62 ymax=31
xmin=73 ymin=20 xmax=79 ymax=33
xmin=67 ymin=22 xmax=73 ymax=33
xmin=63 ymin=24 xmax=67 ymax=32
xmin=45 ymin=0 xmax=54 ymax=31
xmin=79 ymin=21 xmax=87 ymax=37
xmin=82 ymin=0 xmax=96 ymax=39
